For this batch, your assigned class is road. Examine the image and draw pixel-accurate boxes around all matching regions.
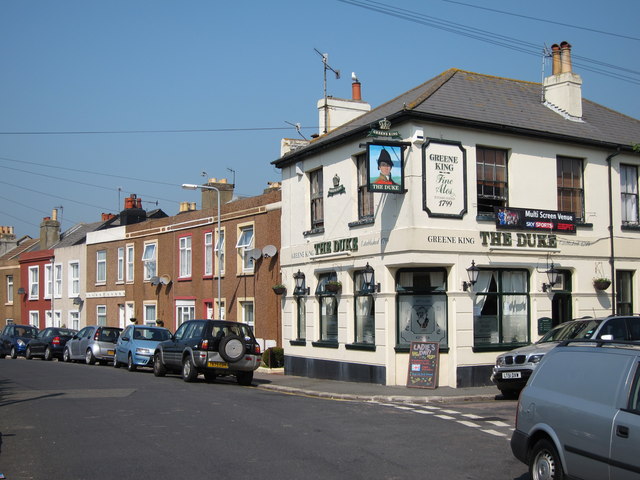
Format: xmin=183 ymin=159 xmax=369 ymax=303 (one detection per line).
xmin=0 ymin=358 xmax=528 ymax=479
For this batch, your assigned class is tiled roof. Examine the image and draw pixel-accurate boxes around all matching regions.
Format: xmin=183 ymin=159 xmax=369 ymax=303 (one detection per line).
xmin=274 ymin=69 xmax=640 ymax=165
xmin=0 ymin=237 xmax=39 ymax=262
xmin=52 ymin=221 xmax=105 ymax=248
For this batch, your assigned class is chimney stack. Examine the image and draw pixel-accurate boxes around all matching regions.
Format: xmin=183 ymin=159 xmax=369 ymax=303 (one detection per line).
xmin=39 ymin=209 xmax=61 ymax=250
xmin=543 ymin=41 xmax=583 ymax=120
xmin=202 ymin=178 xmax=235 ymax=211
xmin=352 ymin=78 xmax=362 ymax=101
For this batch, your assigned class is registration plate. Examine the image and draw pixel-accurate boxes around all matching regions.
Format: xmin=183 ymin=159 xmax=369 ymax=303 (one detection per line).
xmin=502 ymin=371 xmax=522 ymax=379
xmin=107 ymin=350 xmax=115 ymax=356
xmin=207 ymin=361 xmax=228 ymax=369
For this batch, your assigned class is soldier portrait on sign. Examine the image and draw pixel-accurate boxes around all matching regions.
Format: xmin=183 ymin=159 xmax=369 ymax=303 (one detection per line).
xmin=367 ymin=143 xmax=404 ymax=193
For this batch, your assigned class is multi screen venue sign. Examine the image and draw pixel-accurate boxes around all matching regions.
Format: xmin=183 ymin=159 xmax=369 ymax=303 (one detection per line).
xmin=494 ymin=207 xmax=576 ymax=233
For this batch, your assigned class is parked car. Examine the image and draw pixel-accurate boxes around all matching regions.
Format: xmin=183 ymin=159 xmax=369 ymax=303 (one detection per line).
xmin=63 ymin=325 xmax=123 ymax=365
xmin=25 ymin=327 xmax=77 ymax=361
xmin=0 ymin=324 xmax=39 ymax=359
xmin=511 ymin=339 xmax=640 ymax=480
xmin=491 ymin=315 xmax=640 ymax=397
xmin=153 ymin=319 xmax=261 ymax=385
xmin=114 ymin=324 xmax=171 ymax=371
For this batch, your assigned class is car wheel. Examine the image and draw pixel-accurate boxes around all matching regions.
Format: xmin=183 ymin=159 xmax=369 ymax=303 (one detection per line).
xmin=44 ymin=347 xmax=53 ymax=361
xmin=127 ymin=354 xmax=137 ymax=372
xmin=236 ymin=370 xmax=254 ymax=386
xmin=153 ymin=352 xmax=166 ymax=377
xmin=25 ymin=347 xmax=33 ymax=360
xmin=85 ymin=349 xmax=96 ymax=365
xmin=10 ymin=346 xmax=18 ymax=359
xmin=63 ymin=348 xmax=71 ymax=363
xmin=530 ymin=438 xmax=565 ymax=480
xmin=219 ymin=334 xmax=245 ymax=363
xmin=204 ymin=371 xmax=217 ymax=382
xmin=182 ymin=355 xmax=198 ymax=382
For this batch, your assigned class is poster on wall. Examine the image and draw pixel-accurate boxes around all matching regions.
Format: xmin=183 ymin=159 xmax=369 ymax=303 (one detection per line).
xmin=367 ymin=143 xmax=405 ymax=193
xmin=422 ymin=139 xmax=467 ymax=218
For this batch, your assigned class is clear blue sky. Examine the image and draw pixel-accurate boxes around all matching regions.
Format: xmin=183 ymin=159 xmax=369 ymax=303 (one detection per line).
xmin=1 ymin=0 xmax=638 ymax=238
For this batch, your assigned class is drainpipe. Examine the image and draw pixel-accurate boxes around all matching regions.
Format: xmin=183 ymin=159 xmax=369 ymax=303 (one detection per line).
xmin=607 ymin=150 xmax=620 ymax=315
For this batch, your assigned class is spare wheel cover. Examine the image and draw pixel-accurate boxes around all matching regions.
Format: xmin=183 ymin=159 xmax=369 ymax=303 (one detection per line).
xmin=219 ymin=334 xmax=245 ymax=363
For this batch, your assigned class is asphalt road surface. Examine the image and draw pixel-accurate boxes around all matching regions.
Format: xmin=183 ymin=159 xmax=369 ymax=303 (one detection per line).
xmin=0 ymin=358 xmax=528 ymax=479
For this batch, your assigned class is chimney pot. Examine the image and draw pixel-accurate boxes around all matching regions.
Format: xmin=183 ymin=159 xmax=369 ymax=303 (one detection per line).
xmin=352 ymin=80 xmax=362 ymax=101
xmin=560 ymin=41 xmax=572 ymax=73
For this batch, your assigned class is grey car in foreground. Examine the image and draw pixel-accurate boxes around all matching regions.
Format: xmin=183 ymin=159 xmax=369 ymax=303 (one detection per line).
xmin=511 ymin=340 xmax=640 ymax=480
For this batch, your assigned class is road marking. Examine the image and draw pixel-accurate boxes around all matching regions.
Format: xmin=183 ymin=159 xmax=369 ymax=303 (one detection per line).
xmin=457 ymin=420 xmax=480 ymax=428
xmin=488 ymin=420 xmax=510 ymax=427
xmin=481 ymin=429 xmax=507 ymax=437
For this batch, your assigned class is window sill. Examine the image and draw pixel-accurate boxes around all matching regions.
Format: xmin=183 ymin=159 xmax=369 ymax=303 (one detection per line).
xmin=303 ymin=227 xmax=325 ymax=237
xmin=576 ymin=222 xmax=593 ymax=229
xmin=311 ymin=340 xmax=339 ymax=349
xmin=289 ymin=339 xmax=306 ymax=346
xmin=177 ymin=277 xmax=192 ymax=282
xmin=622 ymin=224 xmax=640 ymax=232
xmin=476 ymin=214 xmax=495 ymax=222
xmin=345 ymin=343 xmax=376 ymax=351
xmin=472 ymin=343 xmax=527 ymax=353
xmin=348 ymin=217 xmax=374 ymax=228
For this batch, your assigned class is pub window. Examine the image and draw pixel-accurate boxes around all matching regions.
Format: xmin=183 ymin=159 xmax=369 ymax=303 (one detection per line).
xmin=557 ymin=156 xmax=584 ymax=222
xmin=310 ymin=169 xmax=324 ymax=229
xmin=354 ymin=270 xmax=375 ymax=344
xmin=356 ymin=154 xmax=374 ymax=220
xmin=316 ymin=272 xmax=338 ymax=343
xmin=620 ymin=164 xmax=639 ymax=225
xmin=616 ymin=270 xmax=633 ymax=316
xmin=476 ymin=147 xmax=508 ymax=215
xmin=473 ymin=269 xmax=529 ymax=349
xmin=396 ymin=268 xmax=448 ymax=349
xmin=296 ymin=297 xmax=306 ymax=341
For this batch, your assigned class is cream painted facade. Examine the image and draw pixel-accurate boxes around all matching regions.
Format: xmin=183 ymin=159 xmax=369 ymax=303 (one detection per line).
xmin=276 ymin=67 xmax=640 ymax=388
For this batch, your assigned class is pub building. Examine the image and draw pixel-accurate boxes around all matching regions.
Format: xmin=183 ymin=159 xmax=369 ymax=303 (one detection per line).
xmin=274 ymin=42 xmax=640 ymax=387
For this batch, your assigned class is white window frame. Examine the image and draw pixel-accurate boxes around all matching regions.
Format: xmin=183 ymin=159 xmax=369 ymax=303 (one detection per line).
xmin=179 ymin=235 xmax=192 ymax=278
xmin=215 ymin=228 xmax=225 ymax=276
xmin=204 ymin=231 xmax=213 ymax=276
xmin=143 ymin=303 xmax=157 ymax=326
xmin=142 ymin=243 xmax=157 ymax=281
xmin=96 ymin=305 xmax=107 ymax=326
xmin=117 ymin=247 xmax=125 ymax=282
xmin=126 ymin=244 xmax=134 ymax=282
xmin=54 ymin=263 xmax=62 ymax=298
xmin=239 ymin=299 xmax=254 ymax=328
xmin=96 ymin=250 xmax=107 ymax=284
xmin=29 ymin=310 xmax=39 ymax=327
xmin=69 ymin=310 xmax=80 ymax=330
xmin=45 ymin=263 xmax=53 ymax=299
xmin=69 ymin=261 xmax=80 ymax=297
xmin=235 ymin=224 xmax=255 ymax=274
xmin=29 ymin=266 xmax=39 ymax=300
xmin=175 ymin=299 xmax=195 ymax=327
xmin=6 ymin=275 xmax=13 ymax=304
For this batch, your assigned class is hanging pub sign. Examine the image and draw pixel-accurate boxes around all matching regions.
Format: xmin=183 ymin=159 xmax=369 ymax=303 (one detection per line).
xmin=367 ymin=142 xmax=406 ymax=194
xmin=422 ymin=139 xmax=467 ymax=218
xmin=494 ymin=207 xmax=576 ymax=233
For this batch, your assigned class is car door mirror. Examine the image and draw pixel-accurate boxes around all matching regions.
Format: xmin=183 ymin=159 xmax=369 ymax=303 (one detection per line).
xmin=122 ymin=336 xmax=129 ymax=342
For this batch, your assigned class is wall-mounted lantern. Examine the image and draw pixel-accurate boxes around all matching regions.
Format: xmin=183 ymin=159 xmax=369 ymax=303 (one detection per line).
xmin=293 ymin=270 xmax=310 ymax=296
xmin=362 ymin=263 xmax=380 ymax=293
xmin=542 ymin=262 xmax=560 ymax=292
xmin=462 ymin=260 xmax=480 ymax=292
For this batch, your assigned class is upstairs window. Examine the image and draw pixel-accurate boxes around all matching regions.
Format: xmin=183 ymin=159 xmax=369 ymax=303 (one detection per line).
xmin=621 ymin=164 xmax=639 ymax=225
xmin=69 ymin=262 xmax=80 ymax=297
xmin=557 ymin=156 xmax=584 ymax=222
xmin=6 ymin=275 xmax=13 ymax=303
xmin=126 ymin=245 xmax=134 ymax=282
xmin=96 ymin=250 xmax=107 ymax=283
xmin=310 ymin=169 xmax=324 ymax=229
xmin=117 ymin=247 xmax=125 ymax=282
xmin=357 ymin=154 xmax=374 ymax=220
xmin=204 ymin=231 xmax=213 ymax=276
xmin=28 ymin=266 xmax=39 ymax=299
xmin=179 ymin=235 xmax=192 ymax=278
xmin=142 ymin=243 xmax=157 ymax=280
xmin=476 ymin=147 xmax=508 ymax=215
xmin=236 ymin=225 xmax=254 ymax=273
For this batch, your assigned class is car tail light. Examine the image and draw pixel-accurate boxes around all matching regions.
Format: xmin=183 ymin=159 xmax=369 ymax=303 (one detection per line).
xmin=52 ymin=336 xmax=61 ymax=345
xmin=200 ymin=339 xmax=209 ymax=350
xmin=94 ymin=329 xmax=101 ymax=340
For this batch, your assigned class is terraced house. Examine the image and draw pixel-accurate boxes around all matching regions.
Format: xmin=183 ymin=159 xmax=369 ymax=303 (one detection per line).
xmin=274 ymin=42 xmax=640 ymax=387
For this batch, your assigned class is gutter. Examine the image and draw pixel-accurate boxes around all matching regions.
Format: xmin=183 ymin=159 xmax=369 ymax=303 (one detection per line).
xmin=607 ymin=150 xmax=621 ymax=315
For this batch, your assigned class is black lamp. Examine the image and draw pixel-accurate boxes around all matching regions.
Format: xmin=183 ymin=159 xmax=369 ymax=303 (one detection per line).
xmin=463 ymin=260 xmax=480 ymax=291
xmin=362 ymin=263 xmax=380 ymax=293
xmin=293 ymin=270 xmax=309 ymax=296
xmin=542 ymin=262 xmax=559 ymax=292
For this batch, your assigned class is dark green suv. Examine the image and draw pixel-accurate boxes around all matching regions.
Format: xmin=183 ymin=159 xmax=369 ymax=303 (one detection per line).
xmin=152 ymin=320 xmax=261 ymax=385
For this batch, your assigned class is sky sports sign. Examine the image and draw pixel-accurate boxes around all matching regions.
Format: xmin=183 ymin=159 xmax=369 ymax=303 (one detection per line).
xmin=494 ymin=207 xmax=576 ymax=233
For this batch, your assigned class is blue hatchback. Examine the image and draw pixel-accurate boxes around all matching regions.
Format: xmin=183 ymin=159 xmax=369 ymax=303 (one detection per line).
xmin=1 ymin=324 xmax=39 ymax=359
xmin=114 ymin=324 xmax=171 ymax=371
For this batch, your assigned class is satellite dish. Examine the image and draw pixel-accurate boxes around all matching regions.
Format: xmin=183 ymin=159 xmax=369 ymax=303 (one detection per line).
xmin=262 ymin=245 xmax=278 ymax=258
xmin=159 ymin=274 xmax=172 ymax=285
xmin=150 ymin=276 xmax=160 ymax=286
xmin=248 ymin=248 xmax=262 ymax=261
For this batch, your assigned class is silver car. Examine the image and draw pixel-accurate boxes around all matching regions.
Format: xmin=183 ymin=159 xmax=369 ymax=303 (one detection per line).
xmin=511 ymin=340 xmax=640 ymax=479
xmin=63 ymin=325 xmax=123 ymax=365
xmin=491 ymin=316 xmax=640 ymax=397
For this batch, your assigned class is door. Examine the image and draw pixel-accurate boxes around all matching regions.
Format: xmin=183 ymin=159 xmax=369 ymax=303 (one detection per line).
xmin=164 ymin=321 xmax=192 ymax=368
xmin=551 ymin=293 xmax=572 ymax=328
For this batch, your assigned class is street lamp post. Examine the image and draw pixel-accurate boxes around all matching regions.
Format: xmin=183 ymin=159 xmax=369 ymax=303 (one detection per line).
xmin=182 ymin=183 xmax=222 ymax=320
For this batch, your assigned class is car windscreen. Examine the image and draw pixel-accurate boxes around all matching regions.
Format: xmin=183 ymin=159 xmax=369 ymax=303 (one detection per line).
xmin=539 ymin=320 xmax=602 ymax=343
xmin=56 ymin=329 xmax=77 ymax=337
xmin=133 ymin=328 xmax=170 ymax=341
xmin=98 ymin=328 xmax=122 ymax=342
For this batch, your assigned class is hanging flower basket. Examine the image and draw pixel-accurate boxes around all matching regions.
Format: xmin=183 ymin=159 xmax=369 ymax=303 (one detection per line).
xmin=325 ymin=281 xmax=342 ymax=293
xmin=593 ymin=278 xmax=611 ymax=291
xmin=272 ymin=285 xmax=286 ymax=295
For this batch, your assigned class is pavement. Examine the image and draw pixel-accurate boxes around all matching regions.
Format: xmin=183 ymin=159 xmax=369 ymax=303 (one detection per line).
xmin=253 ymin=367 xmax=501 ymax=404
